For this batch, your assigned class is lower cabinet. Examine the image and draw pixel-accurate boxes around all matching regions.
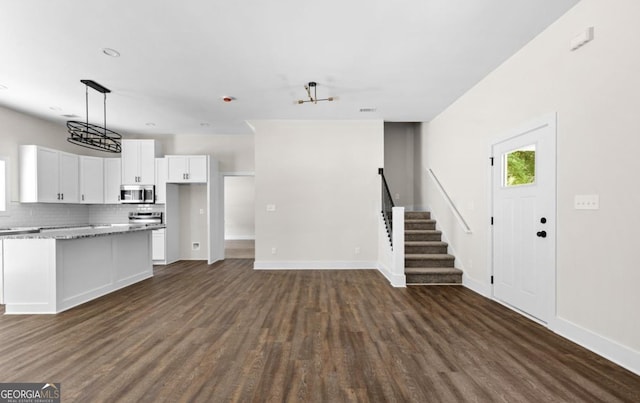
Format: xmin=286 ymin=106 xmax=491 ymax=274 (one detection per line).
xmin=3 ymin=231 xmax=153 ymax=314
xmin=152 ymin=229 xmax=166 ymax=262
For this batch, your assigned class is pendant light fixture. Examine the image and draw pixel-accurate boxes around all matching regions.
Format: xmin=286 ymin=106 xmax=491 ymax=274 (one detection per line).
xmin=297 ymin=81 xmax=334 ymax=104
xmin=67 ymin=79 xmax=122 ymax=153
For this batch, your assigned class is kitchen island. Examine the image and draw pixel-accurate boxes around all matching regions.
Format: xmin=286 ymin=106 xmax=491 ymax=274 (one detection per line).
xmin=2 ymin=224 xmax=164 ymax=314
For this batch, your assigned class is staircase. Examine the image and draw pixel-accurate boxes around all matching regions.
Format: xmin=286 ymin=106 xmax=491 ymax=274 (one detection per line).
xmin=404 ymin=211 xmax=462 ymax=285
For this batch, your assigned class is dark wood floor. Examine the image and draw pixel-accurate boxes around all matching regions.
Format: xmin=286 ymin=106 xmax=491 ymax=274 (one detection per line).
xmin=0 ymin=260 xmax=638 ymax=402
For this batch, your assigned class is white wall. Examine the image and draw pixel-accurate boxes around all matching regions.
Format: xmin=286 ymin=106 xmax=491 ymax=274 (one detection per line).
xmin=383 ymin=122 xmax=416 ymax=209
xmin=417 ymin=0 xmax=640 ymax=370
xmin=178 ymin=184 xmax=208 ymax=259
xmin=224 ymin=176 xmax=255 ymax=240
xmin=253 ymin=120 xmax=383 ymax=267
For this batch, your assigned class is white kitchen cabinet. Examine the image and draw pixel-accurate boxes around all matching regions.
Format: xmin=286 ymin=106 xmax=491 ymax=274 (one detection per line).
xmin=121 ymin=140 xmax=159 ymax=185
xmin=79 ymin=156 xmax=104 ymax=204
xmin=19 ymin=145 xmax=79 ymax=203
xmin=152 ymin=228 xmax=165 ymax=262
xmin=104 ymin=158 xmax=121 ymax=204
xmin=155 ymin=158 xmax=167 ymax=204
xmin=166 ymin=155 xmax=208 ymax=183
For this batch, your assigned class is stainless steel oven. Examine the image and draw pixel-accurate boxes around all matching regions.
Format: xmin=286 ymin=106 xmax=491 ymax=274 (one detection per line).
xmin=128 ymin=211 xmax=163 ymax=225
xmin=120 ymin=185 xmax=155 ymax=204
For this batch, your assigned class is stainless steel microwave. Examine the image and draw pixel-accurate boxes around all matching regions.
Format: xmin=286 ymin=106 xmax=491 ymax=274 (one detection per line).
xmin=120 ymin=185 xmax=155 ymax=204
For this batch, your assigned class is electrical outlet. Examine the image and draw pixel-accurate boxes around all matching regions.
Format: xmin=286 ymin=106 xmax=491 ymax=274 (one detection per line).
xmin=199 ymin=209 xmax=204 ymax=215
xmin=192 ymin=242 xmax=200 ymax=250
xmin=266 ymin=204 xmax=276 ymax=212
xmin=354 ymin=247 xmax=361 ymax=255
xmin=271 ymin=247 xmax=277 ymax=255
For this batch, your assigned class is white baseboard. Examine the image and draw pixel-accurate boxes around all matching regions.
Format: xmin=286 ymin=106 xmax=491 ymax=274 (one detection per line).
xmin=462 ymin=274 xmax=491 ymax=297
xmin=550 ymin=317 xmax=640 ymax=376
xmin=224 ymin=235 xmax=255 ymax=240
xmin=462 ymin=278 xmax=639 ymax=376
xmin=253 ymin=261 xmax=377 ymax=270
xmin=376 ymin=262 xmax=406 ymax=288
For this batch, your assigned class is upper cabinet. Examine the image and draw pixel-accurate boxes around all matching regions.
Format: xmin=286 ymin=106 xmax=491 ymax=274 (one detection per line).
xmin=79 ymin=156 xmax=104 ymax=204
xmin=20 ymin=145 xmax=79 ymax=203
xmin=166 ymin=155 xmax=208 ymax=183
xmin=104 ymin=158 xmax=121 ymax=204
xmin=121 ymin=140 xmax=160 ymax=185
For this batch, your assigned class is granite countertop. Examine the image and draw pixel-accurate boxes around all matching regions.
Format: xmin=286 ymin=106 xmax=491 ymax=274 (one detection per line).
xmin=0 ymin=224 xmax=165 ymax=240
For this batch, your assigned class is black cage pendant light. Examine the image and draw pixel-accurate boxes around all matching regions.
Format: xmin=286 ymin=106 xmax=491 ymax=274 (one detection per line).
xmin=67 ymin=79 xmax=122 ymax=153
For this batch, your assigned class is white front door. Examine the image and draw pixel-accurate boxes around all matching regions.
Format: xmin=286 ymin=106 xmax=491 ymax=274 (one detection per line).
xmin=492 ymin=114 xmax=556 ymax=323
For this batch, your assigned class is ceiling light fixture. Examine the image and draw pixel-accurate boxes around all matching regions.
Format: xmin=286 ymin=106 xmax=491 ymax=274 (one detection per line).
xmin=222 ymin=96 xmax=234 ymax=103
xmin=66 ymin=80 xmax=122 ymax=153
xmin=102 ymin=48 xmax=120 ymax=57
xmin=297 ymin=82 xmax=334 ymax=104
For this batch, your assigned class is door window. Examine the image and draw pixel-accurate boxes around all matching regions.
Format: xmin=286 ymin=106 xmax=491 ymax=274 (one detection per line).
xmin=504 ymin=144 xmax=536 ymax=187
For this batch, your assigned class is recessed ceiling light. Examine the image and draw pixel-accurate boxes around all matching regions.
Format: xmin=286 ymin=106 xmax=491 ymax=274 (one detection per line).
xmin=222 ymin=96 xmax=235 ymax=103
xmin=49 ymin=106 xmax=62 ymax=111
xmin=102 ymin=48 xmax=120 ymax=57
xmin=359 ymin=107 xmax=377 ymax=113
xmin=62 ymin=114 xmax=80 ymax=118
xmin=200 ymin=123 xmax=210 ymax=127
xmin=0 ymin=84 xmax=7 ymax=90
xmin=145 ymin=122 xmax=156 ymax=127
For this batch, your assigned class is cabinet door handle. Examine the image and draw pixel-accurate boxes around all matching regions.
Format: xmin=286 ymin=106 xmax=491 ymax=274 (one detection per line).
xmin=57 ymin=193 xmax=60 ymax=200
xmin=61 ymin=193 xmax=64 ymax=200
xmin=82 ymin=194 xmax=85 ymax=201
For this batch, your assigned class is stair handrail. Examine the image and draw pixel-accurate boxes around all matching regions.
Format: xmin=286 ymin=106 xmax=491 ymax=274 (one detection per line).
xmin=378 ymin=168 xmax=395 ymax=245
xmin=428 ymin=168 xmax=472 ymax=234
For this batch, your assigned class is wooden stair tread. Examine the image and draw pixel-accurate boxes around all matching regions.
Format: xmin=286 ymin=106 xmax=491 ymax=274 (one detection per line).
xmin=405 ymin=230 xmax=441 ymax=234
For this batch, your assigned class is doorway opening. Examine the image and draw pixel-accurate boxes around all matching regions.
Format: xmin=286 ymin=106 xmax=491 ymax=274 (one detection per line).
xmin=223 ymin=174 xmax=255 ymax=259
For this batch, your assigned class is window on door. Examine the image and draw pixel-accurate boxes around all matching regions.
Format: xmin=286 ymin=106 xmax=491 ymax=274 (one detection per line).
xmin=504 ymin=144 xmax=536 ymax=187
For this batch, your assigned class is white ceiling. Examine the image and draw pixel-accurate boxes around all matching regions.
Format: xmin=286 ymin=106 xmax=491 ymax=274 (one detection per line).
xmin=0 ymin=0 xmax=579 ymax=136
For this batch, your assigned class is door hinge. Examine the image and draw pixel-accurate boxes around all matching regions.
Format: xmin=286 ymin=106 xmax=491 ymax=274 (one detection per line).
xmin=491 ymin=216 xmax=494 ymax=225
xmin=490 ymin=157 xmax=494 ymax=166
xmin=491 ymin=275 xmax=494 ymax=284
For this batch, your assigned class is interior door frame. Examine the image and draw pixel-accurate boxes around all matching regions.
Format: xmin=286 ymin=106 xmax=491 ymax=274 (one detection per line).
xmin=490 ymin=113 xmax=557 ymax=325
xmin=219 ymin=171 xmax=256 ymax=250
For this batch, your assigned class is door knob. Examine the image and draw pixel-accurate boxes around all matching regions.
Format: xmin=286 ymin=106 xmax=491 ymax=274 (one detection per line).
xmin=536 ymin=231 xmax=547 ymax=238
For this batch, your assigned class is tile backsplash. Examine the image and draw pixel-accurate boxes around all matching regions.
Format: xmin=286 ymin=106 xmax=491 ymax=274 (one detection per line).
xmin=0 ymin=202 xmax=165 ymax=228
xmin=0 ymin=202 xmax=90 ymax=228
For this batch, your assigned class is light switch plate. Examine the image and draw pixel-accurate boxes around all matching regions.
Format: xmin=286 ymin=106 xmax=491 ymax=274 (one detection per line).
xmin=574 ymin=194 xmax=599 ymax=210
xmin=266 ymin=204 xmax=276 ymax=212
